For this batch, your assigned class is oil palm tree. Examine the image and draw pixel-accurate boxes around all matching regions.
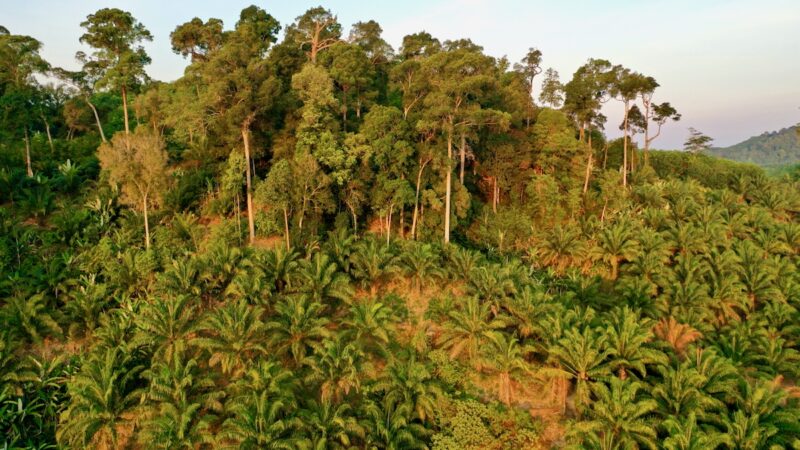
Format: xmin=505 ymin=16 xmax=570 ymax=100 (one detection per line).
xmin=343 ymin=300 xmax=394 ymax=358
xmin=729 ymin=379 xmax=800 ymax=449
xmin=57 ymin=347 xmax=143 ymax=450
xmin=662 ymin=413 xmax=731 ymax=450
xmin=138 ymin=346 xmax=220 ymax=449
xmin=158 ymin=258 xmax=203 ymax=297
xmin=399 ymin=242 xmax=443 ymax=291
xmin=267 ymin=296 xmax=331 ymax=366
xmin=650 ymin=363 xmax=723 ymax=422
xmin=135 ymin=295 xmax=201 ymax=364
xmin=572 ymin=378 xmax=658 ymax=450
xmin=537 ymin=224 xmax=587 ymax=273
xmin=1 ymin=293 xmax=62 ymax=344
xmin=193 ymin=301 xmax=267 ymax=378
xmin=653 ymin=316 xmax=702 ymax=357
xmin=480 ymin=333 xmax=532 ymax=406
xmin=467 ymin=265 xmax=516 ymax=314
xmin=218 ymin=360 xmax=304 ymax=450
xmin=362 ymin=396 xmax=428 ymax=450
xmin=299 ymin=399 xmax=364 ymax=450
xmin=438 ymin=297 xmax=507 ymax=366
xmin=445 ymin=245 xmax=484 ymax=282
xmin=296 ymin=252 xmax=352 ymax=308
xmin=259 ymin=245 xmax=301 ymax=294
xmin=350 ymin=238 xmax=396 ymax=295
xmin=545 ymin=326 xmax=610 ymax=413
xmin=373 ymin=356 xmax=443 ymax=424
xmin=306 ymin=336 xmax=364 ymax=404
xmin=603 ymin=307 xmax=666 ymax=379
xmin=592 ymin=220 xmax=640 ymax=280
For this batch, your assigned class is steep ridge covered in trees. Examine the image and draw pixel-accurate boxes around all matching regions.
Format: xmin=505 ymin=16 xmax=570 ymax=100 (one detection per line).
xmin=1 ymin=5 xmax=800 ymax=449
xmin=710 ymin=125 xmax=800 ymax=167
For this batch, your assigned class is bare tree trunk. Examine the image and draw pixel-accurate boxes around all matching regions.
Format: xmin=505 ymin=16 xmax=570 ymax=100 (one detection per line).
xmin=444 ymin=131 xmax=453 ymax=244
xmin=399 ymin=205 xmax=405 ymax=238
xmin=241 ymin=123 xmax=256 ymax=245
xmin=622 ymin=101 xmax=629 ymax=187
xmin=583 ymin=133 xmax=594 ymax=194
xmin=42 ymin=116 xmax=54 ymax=153
xmin=143 ymin=193 xmax=151 ymax=250
xmin=24 ymin=129 xmax=32 ymax=177
xmin=387 ymin=205 xmax=393 ymax=245
xmin=492 ymin=176 xmax=498 ymax=213
xmin=86 ymin=98 xmax=107 ymax=143
xmin=459 ymin=132 xmax=466 ymax=185
xmin=122 ymin=85 xmax=130 ymax=137
xmin=283 ymin=207 xmax=291 ymax=248
xmin=235 ymin=193 xmax=242 ymax=243
xmin=411 ymin=157 xmax=430 ymax=240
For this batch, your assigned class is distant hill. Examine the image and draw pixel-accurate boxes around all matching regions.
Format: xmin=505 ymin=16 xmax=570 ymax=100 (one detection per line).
xmin=709 ymin=125 xmax=800 ymax=167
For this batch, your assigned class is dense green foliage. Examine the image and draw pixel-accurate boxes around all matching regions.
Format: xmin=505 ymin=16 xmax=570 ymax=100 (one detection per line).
xmin=2 ymin=6 xmax=800 ymax=450
xmin=710 ymin=125 xmax=800 ymax=167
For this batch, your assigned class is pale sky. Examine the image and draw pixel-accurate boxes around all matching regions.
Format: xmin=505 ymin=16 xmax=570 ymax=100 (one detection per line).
xmin=4 ymin=0 xmax=799 ymax=148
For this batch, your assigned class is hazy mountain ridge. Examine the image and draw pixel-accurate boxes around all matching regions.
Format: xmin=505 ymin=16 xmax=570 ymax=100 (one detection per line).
xmin=710 ymin=125 xmax=800 ymax=167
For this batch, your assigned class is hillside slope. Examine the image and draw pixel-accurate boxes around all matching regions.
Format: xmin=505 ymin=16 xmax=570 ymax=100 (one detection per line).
xmin=709 ymin=125 xmax=800 ymax=167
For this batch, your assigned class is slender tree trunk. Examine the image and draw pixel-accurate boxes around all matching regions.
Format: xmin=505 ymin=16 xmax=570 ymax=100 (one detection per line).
xmin=122 ymin=85 xmax=130 ymax=136
xmin=283 ymin=207 xmax=291 ymax=248
xmin=444 ymin=131 xmax=453 ymax=244
xmin=492 ymin=176 xmax=498 ymax=213
xmin=622 ymin=101 xmax=629 ymax=187
xmin=143 ymin=193 xmax=150 ymax=250
xmin=241 ymin=123 xmax=256 ymax=244
xmin=348 ymin=204 xmax=357 ymax=233
xmin=235 ymin=193 xmax=242 ymax=243
xmin=583 ymin=133 xmax=594 ymax=194
xmin=399 ymin=205 xmax=405 ymax=238
xmin=459 ymin=132 xmax=466 ymax=185
xmin=24 ymin=129 xmax=32 ymax=177
xmin=86 ymin=98 xmax=107 ymax=143
xmin=411 ymin=157 xmax=430 ymax=240
xmin=387 ymin=205 xmax=393 ymax=245
xmin=42 ymin=117 xmax=54 ymax=153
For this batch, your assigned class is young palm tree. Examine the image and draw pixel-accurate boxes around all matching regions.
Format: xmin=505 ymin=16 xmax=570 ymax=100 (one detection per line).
xmin=537 ymin=224 xmax=587 ymax=273
xmin=480 ymin=333 xmax=532 ymax=406
xmin=267 ymin=296 xmax=331 ymax=366
xmin=299 ymin=399 xmax=364 ymax=450
xmin=603 ymin=307 xmax=666 ymax=379
xmin=445 ymin=245 xmax=484 ymax=282
xmin=158 ymin=258 xmax=202 ymax=297
xmin=650 ymin=363 xmax=722 ymax=422
xmin=545 ymin=326 xmax=611 ymax=413
xmin=373 ymin=356 xmax=443 ymax=424
xmin=63 ymin=273 xmax=111 ymax=337
xmin=350 ymin=238 xmax=396 ymax=295
xmin=343 ymin=300 xmax=395 ymax=358
xmin=653 ymin=316 xmax=702 ymax=357
xmin=467 ymin=265 xmax=516 ymax=314
xmin=296 ymin=252 xmax=352 ymax=308
xmin=218 ymin=360 xmax=304 ymax=450
xmin=306 ymin=336 xmax=364 ymax=404
xmin=729 ymin=379 xmax=800 ymax=449
xmin=438 ymin=297 xmax=507 ymax=366
xmin=193 ymin=301 xmax=267 ymax=378
xmin=259 ymin=245 xmax=301 ymax=294
xmin=734 ymin=240 xmax=778 ymax=308
xmin=400 ymin=242 xmax=443 ymax=291
xmin=572 ymin=378 xmax=658 ymax=450
xmin=57 ymin=347 xmax=143 ymax=450
xmin=362 ymin=396 xmax=428 ymax=450
xmin=592 ymin=220 xmax=640 ymax=280
xmin=200 ymin=243 xmax=247 ymax=295
xmin=138 ymin=346 xmax=220 ymax=449
xmin=662 ymin=413 xmax=731 ymax=450
xmin=134 ymin=295 xmax=201 ymax=363
xmin=1 ymin=293 xmax=62 ymax=344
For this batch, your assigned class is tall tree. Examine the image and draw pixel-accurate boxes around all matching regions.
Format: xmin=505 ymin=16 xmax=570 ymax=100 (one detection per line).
xmin=609 ymin=67 xmax=651 ymax=186
xmin=638 ymin=77 xmax=681 ymax=165
xmin=419 ymin=48 xmax=509 ymax=243
xmin=0 ymin=32 xmax=50 ymax=176
xmin=514 ymin=47 xmax=542 ymax=127
xmin=683 ymin=127 xmax=713 ymax=154
xmin=286 ymin=7 xmax=341 ymax=63
xmin=202 ymin=5 xmax=282 ymax=244
xmin=78 ymin=8 xmax=152 ymax=137
xmin=97 ymin=128 xmax=168 ymax=249
xmin=169 ymin=17 xmax=224 ymax=63
xmin=539 ymin=67 xmax=564 ymax=108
